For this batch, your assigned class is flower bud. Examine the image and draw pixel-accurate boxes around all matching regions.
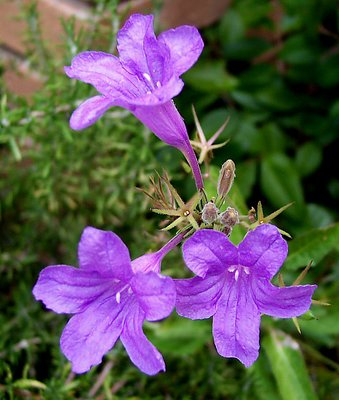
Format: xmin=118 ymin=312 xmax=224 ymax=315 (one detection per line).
xmin=201 ymin=201 xmax=219 ymax=224
xmin=248 ymin=207 xmax=256 ymax=223
xmin=217 ymin=160 xmax=235 ymax=199
xmin=219 ymin=207 xmax=239 ymax=236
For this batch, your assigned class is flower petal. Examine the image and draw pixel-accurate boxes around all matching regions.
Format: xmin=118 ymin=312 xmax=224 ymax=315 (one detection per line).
xmin=131 ymin=234 xmax=183 ymax=274
xmin=117 ymin=14 xmax=171 ymax=84
xmin=132 ymin=101 xmax=188 ymax=150
xmin=60 ymin=290 xmax=127 ymax=373
xmin=131 ymin=253 xmax=161 ymax=273
xmin=183 ymin=229 xmax=238 ymax=278
xmin=120 ymin=305 xmax=165 ymax=375
xmin=69 ymin=96 xmax=114 ymax=130
xmin=238 ymin=224 xmax=288 ymax=279
xmin=213 ymin=276 xmax=261 ymax=367
xmin=158 ymin=25 xmax=204 ymax=76
xmin=78 ymin=227 xmax=133 ymax=280
xmin=144 ymin=36 xmax=171 ymax=85
xmin=131 ymin=272 xmax=176 ymax=321
xmin=175 ymin=273 xmax=225 ymax=319
xmin=117 ymin=14 xmax=155 ymax=77
xmin=253 ymin=279 xmax=317 ymax=318
xmin=32 ymin=265 xmax=113 ymax=314
xmin=64 ymin=51 xmax=144 ymax=100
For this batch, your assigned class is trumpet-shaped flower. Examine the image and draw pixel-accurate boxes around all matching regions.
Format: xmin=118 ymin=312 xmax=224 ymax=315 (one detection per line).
xmin=65 ymin=13 xmax=204 ymax=188
xmin=175 ymin=224 xmax=316 ymax=367
xmin=33 ymin=227 xmax=181 ymax=375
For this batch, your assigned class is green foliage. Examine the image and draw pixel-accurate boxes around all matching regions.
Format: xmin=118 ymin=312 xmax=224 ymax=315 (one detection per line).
xmin=285 ymin=223 xmax=339 ymax=270
xmin=261 ymin=153 xmax=305 ymax=220
xmin=263 ymin=330 xmax=318 ymax=400
xmin=0 ymin=0 xmax=338 ymax=398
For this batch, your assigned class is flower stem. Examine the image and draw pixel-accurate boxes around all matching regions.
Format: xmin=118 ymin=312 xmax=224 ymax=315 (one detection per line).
xmin=158 ymin=232 xmax=186 ymax=259
xmin=183 ymin=143 xmax=204 ymax=190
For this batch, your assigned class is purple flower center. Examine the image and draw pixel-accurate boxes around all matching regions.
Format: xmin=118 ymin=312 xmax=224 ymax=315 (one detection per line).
xmin=227 ymin=265 xmax=250 ymax=282
xmin=114 ymin=282 xmax=133 ymax=304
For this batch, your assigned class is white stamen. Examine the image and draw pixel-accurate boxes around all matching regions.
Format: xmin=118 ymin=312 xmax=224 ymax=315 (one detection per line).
xmin=234 ymin=270 xmax=239 ymax=281
xmin=243 ymin=267 xmax=250 ymax=275
xmin=228 ymin=266 xmax=236 ymax=273
xmin=116 ymin=292 xmax=121 ymax=304
xmin=156 ymin=81 xmax=161 ymax=88
xmin=143 ymin=72 xmax=152 ymax=82
xmin=128 ymin=287 xmax=133 ymax=294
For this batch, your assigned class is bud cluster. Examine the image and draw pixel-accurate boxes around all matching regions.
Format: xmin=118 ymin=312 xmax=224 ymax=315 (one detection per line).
xmin=201 ymin=201 xmax=239 ymax=236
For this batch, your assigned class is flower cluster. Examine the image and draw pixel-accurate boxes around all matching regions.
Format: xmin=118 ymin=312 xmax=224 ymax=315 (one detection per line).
xmin=33 ymin=13 xmax=317 ymax=375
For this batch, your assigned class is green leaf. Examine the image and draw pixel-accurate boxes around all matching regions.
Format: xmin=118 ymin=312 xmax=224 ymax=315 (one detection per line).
xmin=9 ymin=137 xmax=22 ymax=161
xmin=279 ymin=35 xmax=318 ymax=65
xmin=295 ymin=142 xmax=322 ymax=177
xmin=184 ymin=60 xmax=238 ymax=94
xmin=249 ymin=352 xmax=281 ymax=400
xmin=13 ymin=379 xmax=47 ymax=390
xmin=299 ymin=307 xmax=339 ymax=347
xmin=254 ymin=123 xmax=287 ymax=154
xmin=236 ymin=160 xmax=257 ymax=200
xmin=200 ymin=108 xmax=237 ymax=138
xmin=147 ymin=317 xmax=210 ymax=356
xmin=223 ymin=38 xmax=270 ymax=61
xmin=306 ymin=203 xmax=334 ymax=228
xmin=263 ymin=330 xmax=318 ymax=400
xmin=218 ymin=10 xmax=245 ymax=45
xmin=261 ymin=153 xmax=305 ymax=219
xmin=285 ymin=223 xmax=339 ymax=270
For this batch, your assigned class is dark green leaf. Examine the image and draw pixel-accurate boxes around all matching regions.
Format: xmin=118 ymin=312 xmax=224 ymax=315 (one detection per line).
xmin=261 ymin=153 xmax=306 ymax=219
xmin=147 ymin=317 xmax=210 ymax=356
xmin=295 ymin=142 xmax=322 ymax=177
xmin=285 ymin=223 xmax=339 ymax=270
xmin=184 ymin=60 xmax=238 ymax=94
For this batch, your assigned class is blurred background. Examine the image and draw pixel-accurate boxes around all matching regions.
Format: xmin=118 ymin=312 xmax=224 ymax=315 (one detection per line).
xmin=0 ymin=0 xmax=338 ymax=398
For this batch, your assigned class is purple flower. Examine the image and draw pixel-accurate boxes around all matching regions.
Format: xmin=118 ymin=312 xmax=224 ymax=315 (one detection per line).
xmin=33 ymin=227 xmax=180 ymax=375
xmin=65 ymin=13 xmax=204 ymax=189
xmin=175 ymin=224 xmax=317 ymax=367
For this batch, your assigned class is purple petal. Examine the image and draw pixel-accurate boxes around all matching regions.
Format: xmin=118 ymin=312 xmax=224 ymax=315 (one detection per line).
xmin=175 ymin=273 xmax=226 ymax=319
xmin=32 ymin=265 xmax=113 ymax=314
xmin=132 ymin=78 xmax=184 ymax=106
xmin=143 ymin=34 xmax=171 ymax=85
xmin=60 ymin=290 xmax=127 ymax=373
xmin=132 ymin=100 xmax=188 ymax=150
xmin=117 ymin=14 xmax=172 ymax=87
xmin=213 ymin=276 xmax=260 ymax=367
xmin=253 ymin=278 xmax=317 ymax=318
xmin=64 ymin=51 xmax=144 ymax=100
xmin=131 ymin=272 xmax=176 ymax=321
xmin=117 ymin=14 xmax=155 ymax=77
xmin=131 ymin=233 xmax=184 ymax=274
xmin=120 ymin=305 xmax=165 ymax=375
xmin=69 ymin=96 xmax=114 ymax=130
xmin=131 ymin=253 xmax=161 ymax=273
xmin=78 ymin=227 xmax=133 ymax=281
xmin=183 ymin=229 xmax=238 ymax=278
xmin=238 ymin=224 xmax=288 ymax=279
xmin=158 ymin=25 xmax=204 ymax=76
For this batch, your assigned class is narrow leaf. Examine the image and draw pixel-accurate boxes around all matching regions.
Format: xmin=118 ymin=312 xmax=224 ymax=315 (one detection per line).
xmin=263 ymin=329 xmax=318 ymax=400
